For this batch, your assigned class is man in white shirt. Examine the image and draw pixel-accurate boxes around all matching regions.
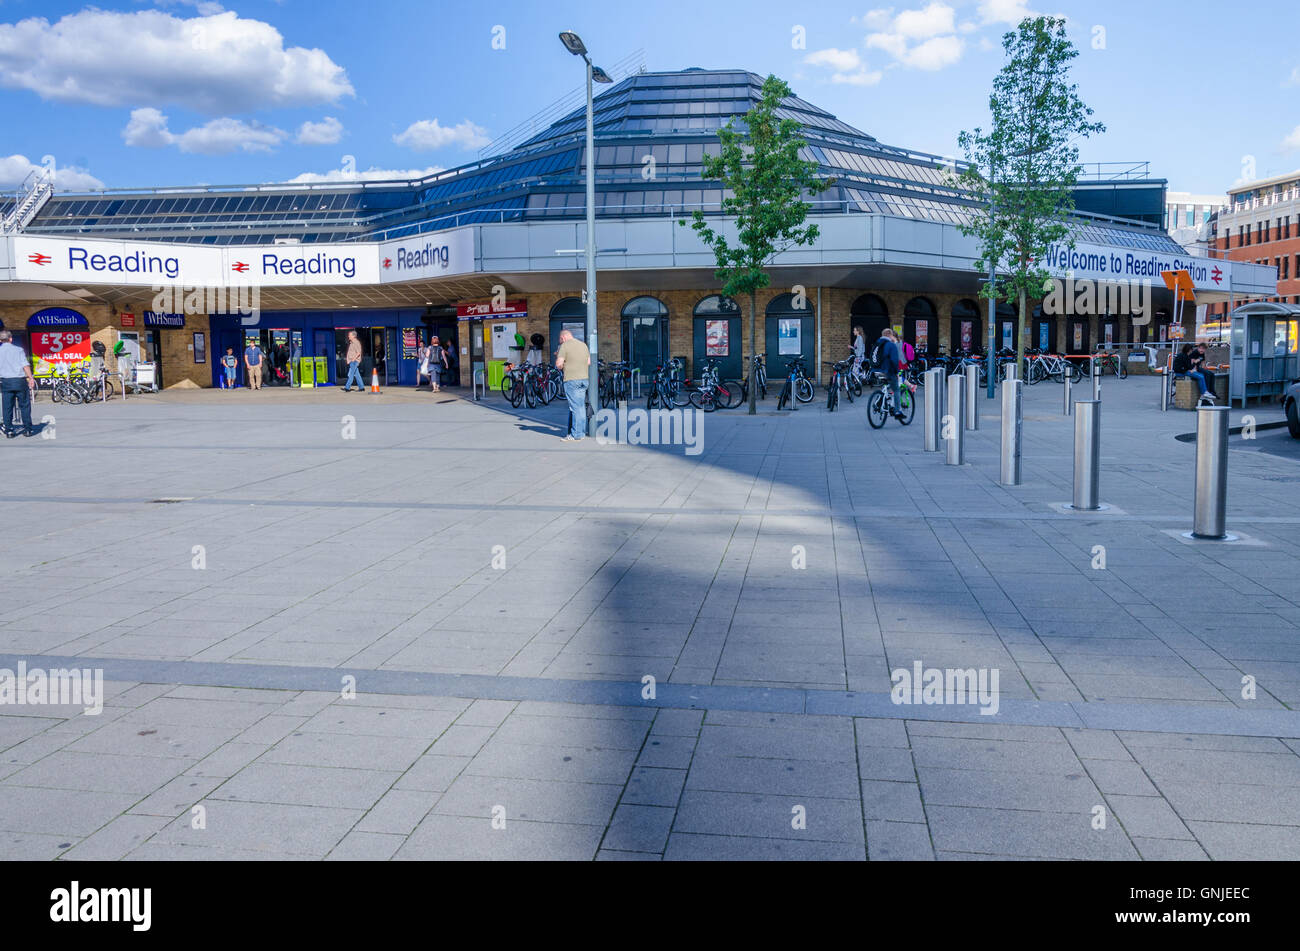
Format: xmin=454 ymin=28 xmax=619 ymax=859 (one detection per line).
xmin=0 ymin=330 xmax=36 ymax=438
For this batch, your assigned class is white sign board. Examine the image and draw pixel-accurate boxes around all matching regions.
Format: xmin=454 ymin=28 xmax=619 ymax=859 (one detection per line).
xmin=378 ymin=228 xmax=474 ymax=282
xmin=1040 ymin=240 xmax=1232 ymax=292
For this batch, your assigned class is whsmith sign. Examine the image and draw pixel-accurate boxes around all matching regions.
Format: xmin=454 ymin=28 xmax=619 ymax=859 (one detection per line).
xmin=1040 ymin=240 xmax=1231 ymax=291
xmin=11 ymin=229 xmax=476 ymax=288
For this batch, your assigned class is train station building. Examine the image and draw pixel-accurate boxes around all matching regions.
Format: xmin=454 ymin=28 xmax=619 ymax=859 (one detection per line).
xmin=0 ymin=68 xmax=1276 ymax=389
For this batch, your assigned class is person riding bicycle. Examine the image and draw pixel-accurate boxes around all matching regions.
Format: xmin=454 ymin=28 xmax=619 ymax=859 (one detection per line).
xmin=870 ymin=329 xmax=904 ymax=421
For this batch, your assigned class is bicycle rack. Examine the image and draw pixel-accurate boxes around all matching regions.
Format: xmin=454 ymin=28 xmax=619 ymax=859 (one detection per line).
xmin=630 ymin=368 xmax=641 ymax=400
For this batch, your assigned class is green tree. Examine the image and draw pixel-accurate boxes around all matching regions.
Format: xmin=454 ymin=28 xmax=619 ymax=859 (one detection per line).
xmin=956 ymin=16 xmax=1104 ymax=369
xmin=684 ymin=74 xmax=833 ymax=414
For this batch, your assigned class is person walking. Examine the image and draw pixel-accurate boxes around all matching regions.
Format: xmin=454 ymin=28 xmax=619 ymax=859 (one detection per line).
xmin=244 ymin=339 xmax=265 ymax=390
xmin=851 ymin=325 xmax=867 ymax=382
xmin=343 ymin=330 xmax=365 ymax=392
xmin=555 ymin=329 xmax=590 ymax=441
xmin=416 ymin=339 xmax=432 ymax=390
xmin=221 ymin=347 xmax=238 ymax=389
xmin=429 ymin=335 xmax=449 ymax=393
xmin=0 ymin=330 xmax=36 ymax=438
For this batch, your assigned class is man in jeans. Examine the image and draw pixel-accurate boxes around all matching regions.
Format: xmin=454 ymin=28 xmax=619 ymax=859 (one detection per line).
xmin=0 ymin=330 xmax=36 ymax=438
xmin=244 ymin=339 xmax=265 ymax=390
xmin=554 ymin=329 xmax=590 ymax=441
xmin=343 ymin=330 xmax=365 ymax=392
xmin=872 ymin=328 xmax=904 ymax=421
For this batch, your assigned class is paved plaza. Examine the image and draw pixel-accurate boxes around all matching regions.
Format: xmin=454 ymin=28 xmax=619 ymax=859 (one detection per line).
xmin=2 ymin=376 xmax=1299 ymax=860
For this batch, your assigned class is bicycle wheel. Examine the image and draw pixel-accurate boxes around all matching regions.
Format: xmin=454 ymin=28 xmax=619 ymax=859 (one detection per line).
xmin=867 ymin=391 xmax=888 ymax=428
xmin=1070 ymin=362 xmax=1085 ymax=383
xmin=851 ymin=375 xmax=862 ymax=398
xmin=826 ymin=380 xmax=837 ymax=411
xmin=1118 ymin=361 xmax=1128 ymax=380
xmin=795 ymin=378 xmax=814 ymax=403
xmin=776 ymin=381 xmax=790 ymax=411
xmin=720 ymin=380 xmax=745 ymax=409
xmin=500 ymin=376 xmax=515 ymax=400
xmin=898 ymin=387 xmax=915 ymax=425
xmin=508 ymin=379 xmax=525 ymax=408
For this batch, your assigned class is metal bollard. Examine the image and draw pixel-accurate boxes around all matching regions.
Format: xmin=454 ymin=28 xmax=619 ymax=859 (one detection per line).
xmin=1003 ymin=362 xmax=1018 ymax=382
xmin=1000 ymin=379 xmax=1023 ymax=486
xmin=923 ymin=368 xmax=942 ymax=451
xmin=1072 ymin=400 xmax=1101 ymax=510
xmin=1063 ymin=366 xmax=1072 ymax=415
xmin=1192 ymin=405 xmax=1229 ymax=539
xmin=1160 ymin=368 xmax=1170 ymax=412
xmin=946 ymin=373 xmax=964 ymax=465
xmin=1091 ymin=356 xmax=1101 ymax=401
xmin=964 ymin=363 xmax=979 ymax=430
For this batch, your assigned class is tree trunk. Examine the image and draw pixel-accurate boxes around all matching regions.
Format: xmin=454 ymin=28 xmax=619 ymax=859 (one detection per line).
xmin=1016 ymin=286 xmax=1028 ymax=370
xmin=748 ymin=289 xmax=758 ymax=415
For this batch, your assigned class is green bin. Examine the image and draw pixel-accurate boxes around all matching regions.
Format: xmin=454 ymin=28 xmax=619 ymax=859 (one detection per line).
xmin=314 ymin=356 xmax=328 ymax=386
xmin=298 ymin=357 xmax=315 ymax=387
xmin=487 ymin=360 xmax=508 ymax=390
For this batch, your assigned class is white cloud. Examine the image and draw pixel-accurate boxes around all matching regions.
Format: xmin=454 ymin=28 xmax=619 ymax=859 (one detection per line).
xmin=296 ymin=116 xmax=343 ymax=146
xmin=0 ymin=10 xmax=353 ymax=113
xmin=392 ymin=118 xmax=490 ymax=151
xmin=286 ymin=165 xmax=444 ymax=184
xmin=1288 ymin=65 xmax=1300 ymax=86
xmin=1283 ymin=127 xmax=1300 ymax=153
xmin=854 ymin=9 xmax=896 ymax=30
xmin=893 ymin=2 xmax=957 ymax=38
xmin=0 ymin=154 xmax=104 ymax=190
xmin=977 ymin=0 xmax=1039 ymax=24
xmin=803 ymin=48 xmax=884 ymax=87
xmin=122 ymin=107 xmax=287 ymax=154
xmin=805 ymin=48 xmax=863 ymax=73
xmin=865 ymin=5 xmax=966 ymax=71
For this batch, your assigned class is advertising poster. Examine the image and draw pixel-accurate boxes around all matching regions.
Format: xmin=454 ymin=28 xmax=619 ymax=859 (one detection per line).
xmin=706 ymin=320 xmax=729 ymax=356
xmin=402 ymin=329 xmax=420 ymax=360
xmin=193 ymin=333 xmax=206 ymax=364
xmin=916 ymin=320 xmax=928 ymax=353
xmin=1073 ymin=323 xmax=1084 ymax=349
xmin=778 ymin=319 xmax=801 ymax=355
xmin=29 ymin=330 xmax=92 ymax=377
xmin=1039 ymin=324 xmax=1050 ymax=350
xmin=1001 ymin=323 xmax=1013 ymax=349
xmin=960 ymin=321 xmax=972 ymax=350
xmin=1104 ymin=323 xmax=1114 ymax=346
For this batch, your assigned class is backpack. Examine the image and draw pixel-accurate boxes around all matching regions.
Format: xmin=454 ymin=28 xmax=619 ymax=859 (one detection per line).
xmin=901 ymin=340 xmax=915 ymax=363
xmin=870 ymin=340 xmax=885 ymax=369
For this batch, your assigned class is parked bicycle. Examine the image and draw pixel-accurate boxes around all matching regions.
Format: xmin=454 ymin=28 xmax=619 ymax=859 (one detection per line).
xmin=826 ymin=358 xmax=859 ymax=412
xmin=775 ymin=356 xmax=816 ymax=411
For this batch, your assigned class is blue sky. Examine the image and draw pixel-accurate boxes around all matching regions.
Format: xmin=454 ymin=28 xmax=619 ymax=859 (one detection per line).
xmin=2 ymin=0 xmax=1297 ymax=196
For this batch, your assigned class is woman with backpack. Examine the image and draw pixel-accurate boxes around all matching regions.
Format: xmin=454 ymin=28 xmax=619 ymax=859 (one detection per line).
xmin=429 ymin=335 xmax=449 ymax=393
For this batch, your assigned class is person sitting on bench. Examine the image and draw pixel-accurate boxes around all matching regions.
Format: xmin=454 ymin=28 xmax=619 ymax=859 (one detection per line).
xmin=1173 ymin=344 xmax=1214 ymax=404
xmin=1192 ymin=343 xmax=1216 ymax=396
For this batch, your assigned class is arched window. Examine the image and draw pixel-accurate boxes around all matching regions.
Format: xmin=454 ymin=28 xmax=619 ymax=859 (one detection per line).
xmin=850 ymin=294 xmax=888 ymax=317
xmin=693 ymin=295 xmax=741 ymax=379
xmin=849 ymin=294 xmax=890 ymax=349
xmin=693 ymin=294 xmax=740 ymax=316
xmin=549 ymin=296 xmax=587 ymax=347
xmin=766 ymin=293 xmax=813 ymax=367
xmin=904 ymin=296 xmax=936 ymax=318
xmin=951 ymin=299 xmax=981 ymax=353
xmin=621 ymin=296 xmax=669 ymax=318
xmin=620 ymin=296 xmax=669 ymax=377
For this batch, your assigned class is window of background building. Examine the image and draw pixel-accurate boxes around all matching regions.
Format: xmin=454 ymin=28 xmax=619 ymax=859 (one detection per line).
xmin=1186 ymin=207 xmax=1194 ymax=227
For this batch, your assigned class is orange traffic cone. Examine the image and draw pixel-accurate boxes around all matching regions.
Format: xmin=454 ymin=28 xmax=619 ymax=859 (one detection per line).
xmin=370 ymin=368 xmax=380 ymax=393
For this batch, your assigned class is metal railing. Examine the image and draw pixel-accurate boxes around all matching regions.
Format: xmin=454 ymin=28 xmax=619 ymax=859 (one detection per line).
xmin=2 ymin=168 xmax=55 ymax=234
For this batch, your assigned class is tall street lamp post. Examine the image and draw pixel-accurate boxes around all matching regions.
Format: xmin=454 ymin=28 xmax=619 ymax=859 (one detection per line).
xmin=559 ymin=31 xmax=612 ymax=434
